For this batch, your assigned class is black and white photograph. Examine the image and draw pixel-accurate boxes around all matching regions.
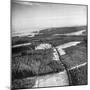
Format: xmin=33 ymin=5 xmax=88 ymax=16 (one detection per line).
xmin=11 ymin=0 xmax=88 ymax=89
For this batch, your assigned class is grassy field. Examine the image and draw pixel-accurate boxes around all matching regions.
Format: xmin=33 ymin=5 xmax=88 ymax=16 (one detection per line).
xmin=12 ymin=26 xmax=87 ymax=89
xmin=69 ymin=64 xmax=87 ymax=85
xmin=12 ymin=48 xmax=65 ymax=89
xmin=12 ymin=26 xmax=87 ymax=45
xmin=59 ymin=40 xmax=87 ymax=85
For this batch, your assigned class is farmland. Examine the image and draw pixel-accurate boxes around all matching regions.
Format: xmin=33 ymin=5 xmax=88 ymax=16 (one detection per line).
xmin=12 ymin=26 xmax=87 ymax=89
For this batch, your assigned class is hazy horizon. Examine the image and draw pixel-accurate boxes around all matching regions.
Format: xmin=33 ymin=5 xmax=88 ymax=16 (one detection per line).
xmin=12 ymin=1 xmax=87 ymax=36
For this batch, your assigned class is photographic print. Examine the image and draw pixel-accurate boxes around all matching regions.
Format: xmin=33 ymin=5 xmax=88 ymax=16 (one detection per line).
xmin=11 ymin=0 xmax=88 ymax=89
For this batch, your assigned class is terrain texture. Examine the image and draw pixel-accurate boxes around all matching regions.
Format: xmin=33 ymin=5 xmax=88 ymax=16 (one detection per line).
xmin=12 ymin=26 xmax=87 ymax=89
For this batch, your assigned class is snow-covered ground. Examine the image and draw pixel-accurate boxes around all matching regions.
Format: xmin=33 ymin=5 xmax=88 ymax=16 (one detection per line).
xmin=52 ymin=48 xmax=60 ymax=61
xmin=53 ymin=30 xmax=86 ymax=36
xmin=56 ymin=41 xmax=81 ymax=55
xmin=68 ymin=62 xmax=87 ymax=70
xmin=35 ymin=43 xmax=52 ymax=50
xmin=12 ymin=43 xmax=31 ymax=48
xmin=33 ymin=70 xmax=69 ymax=87
xmin=64 ymin=30 xmax=86 ymax=36
xmin=35 ymin=41 xmax=81 ymax=60
xmin=35 ymin=43 xmax=60 ymax=61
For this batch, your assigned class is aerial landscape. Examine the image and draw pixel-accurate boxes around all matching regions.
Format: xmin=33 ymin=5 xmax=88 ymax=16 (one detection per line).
xmin=11 ymin=0 xmax=87 ymax=89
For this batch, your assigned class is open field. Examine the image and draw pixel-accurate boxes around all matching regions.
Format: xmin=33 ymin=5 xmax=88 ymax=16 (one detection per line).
xmin=12 ymin=26 xmax=87 ymax=89
xmin=12 ymin=26 xmax=87 ymax=45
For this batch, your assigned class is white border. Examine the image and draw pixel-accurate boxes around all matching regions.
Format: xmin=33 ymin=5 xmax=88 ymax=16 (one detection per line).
xmin=0 ymin=0 xmax=89 ymax=90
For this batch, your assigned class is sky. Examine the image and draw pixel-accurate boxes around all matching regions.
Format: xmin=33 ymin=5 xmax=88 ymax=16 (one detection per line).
xmin=12 ymin=0 xmax=87 ymax=36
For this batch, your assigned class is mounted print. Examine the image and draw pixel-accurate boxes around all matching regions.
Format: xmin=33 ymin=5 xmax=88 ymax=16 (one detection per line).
xmin=11 ymin=0 xmax=88 ymax=89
